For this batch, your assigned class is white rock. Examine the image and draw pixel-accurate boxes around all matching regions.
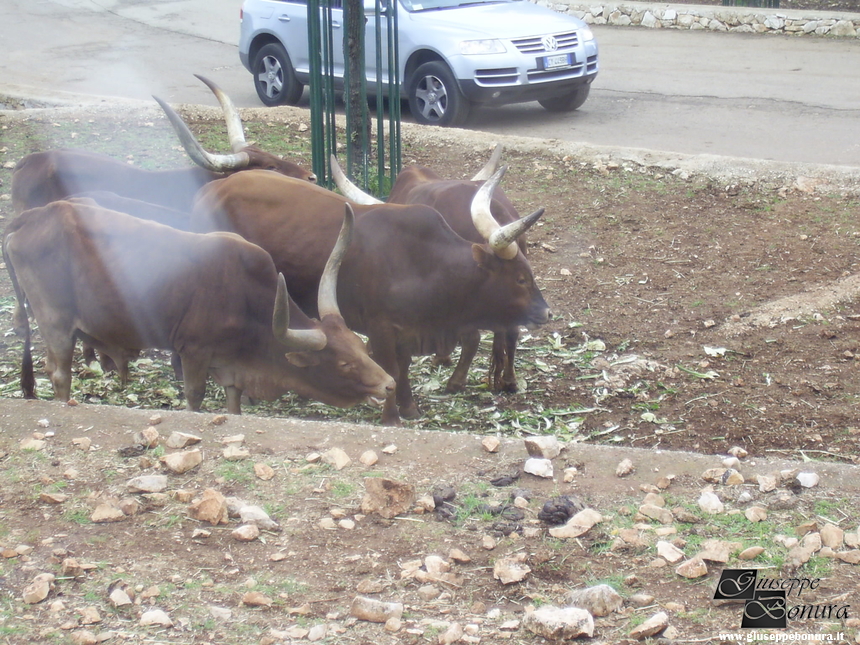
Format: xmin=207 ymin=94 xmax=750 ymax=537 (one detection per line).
xmin=350 ymin=596 xmax=404 ymax=622
xmin=549 ymin=508 xmax=603 ymax=539
xmin=239 ymin=505 xmax=280 ymax=531
xmin=675 ymin=557 xmax=708 ymax=579
xmin=797 ymin=472 xmax=820 ymax=488
xmin=307 ymin=624 xmax=327 ymax=641
xmin=222 ymin=444 xmax=250 ymax=461
xmin=232 ymin=524 xmax=260 ymax=541
xmin=524 ymin=436 xmax=561 ymax=459
xmin=697 ymin=489 xmax=724 ymax=514
xmin=90 ymin=504 xmax=125 ymax=523
xmin=359 ymin=450 xmax=378 ymax=466
xmin=629 ymin=611 xmax=668 ymax=639
xmin=188 ymin=489 xmax=229 ymax=525
xmin=165 ymin=431 xmax=201 ymax=449
xmin=323 ymin=447 xmax=352 ymax=470
xmin=360 ymin=477 xmax=415 ymax=519
xmin=615 ymin=458 xmax=635 ymax=477
xmin=22 ymin=573 xmax=55 ymax=604
xmin=254 ymin=462 xmax=275 ymax=480
xmin=493 ymin=553 xmax=531 ymax=584
xmin=656 ymin=540 xmax=685 ymax=564
xmin=482 ymin=436 xmax=501 ymax=453
xmin=757 ymin=474 xmax=778 ymax=492
xmin=140 ymin=609 xmax=173 ymax=627
xmin=126 ymin=475 xmax=169 ymax=493
xmin=523 ymin=457 xmax=553 ymax=478
xmin=439 ymin=622 xmax=464 ymax=645
xmin=566 ymin=584 xmax=622 ymax=616
xmin=161 ymin=449 xmax=203 ymax=474
xmin=523 ymin=606 xmax=594 ymax=640
xmin=820 ymin=524 xmax=844 ymax=549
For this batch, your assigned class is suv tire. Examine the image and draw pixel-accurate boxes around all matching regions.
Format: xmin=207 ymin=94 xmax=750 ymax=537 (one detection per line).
xmin=538 ymin=85 xmax=590 ymax=112
xmin=253 ymin=42 xmax=304 ymax=107
xmin=408 ymin=61 xmax=470 ymax=127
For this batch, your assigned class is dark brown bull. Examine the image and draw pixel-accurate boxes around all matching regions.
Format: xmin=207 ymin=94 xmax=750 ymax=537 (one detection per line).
xmin=191 ymin=169 xmax=549 ymax=425
xmin=10 ymin=75 xmax=315 ymax=215
xmin=332 ymin=145 xmax=529 ymax=394
xmin=3 ymin=198 xmax=395 ymax=413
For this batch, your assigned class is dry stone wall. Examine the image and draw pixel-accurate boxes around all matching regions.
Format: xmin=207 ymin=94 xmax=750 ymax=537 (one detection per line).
xmin=534 ymin=0 xmax=860 ymax=36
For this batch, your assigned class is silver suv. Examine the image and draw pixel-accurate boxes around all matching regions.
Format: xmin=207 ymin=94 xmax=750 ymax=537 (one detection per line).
xmin=239 ymin=0 xmax=598 ymax=127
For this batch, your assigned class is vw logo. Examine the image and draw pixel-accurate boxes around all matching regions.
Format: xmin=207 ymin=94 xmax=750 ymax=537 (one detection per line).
xmin=541 ymin=35 xmax=558 ymax=51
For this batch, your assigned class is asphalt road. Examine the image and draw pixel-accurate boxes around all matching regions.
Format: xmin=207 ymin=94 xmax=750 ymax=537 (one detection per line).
xmin=2 ymin=0 xmax=859 ymax=166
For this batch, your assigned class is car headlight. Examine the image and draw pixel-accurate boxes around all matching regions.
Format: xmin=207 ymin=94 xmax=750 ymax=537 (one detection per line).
xmin=459 ymin=39 xmax=507 ymax=55
xmin=579 ymin=26 xmax=595 ymax=42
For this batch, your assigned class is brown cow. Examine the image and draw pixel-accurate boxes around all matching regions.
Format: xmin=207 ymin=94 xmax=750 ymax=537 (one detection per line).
xmin=3 ymin=198 xmax=395 ymax=413
xmin=332 ymin=145 xmax=529 ymax=394
xmin=191 ymin=169 xmax=549 ymax=425
xmin=10 ymin=75 xmax=315 ymax=215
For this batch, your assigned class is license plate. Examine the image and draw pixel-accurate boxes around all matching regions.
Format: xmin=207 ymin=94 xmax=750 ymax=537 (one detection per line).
xmin=542 ymin=53 xmax=573 ymax=69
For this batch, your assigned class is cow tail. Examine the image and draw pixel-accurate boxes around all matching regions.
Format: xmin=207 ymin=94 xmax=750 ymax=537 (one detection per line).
xmin=2 ymin=232 xmax=36 ymax=399
xmin=21 ymin=320 xmax=35 ymax=399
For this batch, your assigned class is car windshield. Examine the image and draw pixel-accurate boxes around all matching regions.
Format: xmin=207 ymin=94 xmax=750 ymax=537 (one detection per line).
xmin=400 ymin=0 xmax=514 ymax=13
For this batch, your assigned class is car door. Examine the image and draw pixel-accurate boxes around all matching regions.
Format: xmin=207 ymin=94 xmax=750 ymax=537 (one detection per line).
xmin=362 ymin=0 xmax=396 ymax=92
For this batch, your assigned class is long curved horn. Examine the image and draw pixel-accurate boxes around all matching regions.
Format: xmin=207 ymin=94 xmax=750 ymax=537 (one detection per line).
xmin=194 ymin=74 xmax=247 ymax=152
xmin=153 ymin=95 xmax=250 ymax=172
xmin=317 ymin=204 xmax=355 ymax=318
xmin=272 ymin=274 xmax=327 ymax=351
xmin=470 ymin=143 xmax=503 ymax=181
xmin=488 ymin=208 xmax=544 ymax=256
xmin=330 ymin=155 xmax=383 ymax=205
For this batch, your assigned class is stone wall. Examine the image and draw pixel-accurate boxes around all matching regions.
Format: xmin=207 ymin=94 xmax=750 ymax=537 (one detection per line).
xmin=534 ymin=0 xmax=860 ymax=36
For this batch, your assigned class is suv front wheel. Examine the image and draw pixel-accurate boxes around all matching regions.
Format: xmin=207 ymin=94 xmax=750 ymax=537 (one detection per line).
xmin=408 ymin=61 xmax=470 ymax=127
xmin=253 ymin=42 xmax=304 ymax=107
xmin=538 ymin=85 xmax=590 ymax=112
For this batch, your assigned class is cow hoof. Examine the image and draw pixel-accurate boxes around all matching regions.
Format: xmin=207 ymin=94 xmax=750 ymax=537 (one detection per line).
xmin=399 ymin=403 xmax=421 ymax=420
xmin=444 ymin=380 xmax=466 ymax=394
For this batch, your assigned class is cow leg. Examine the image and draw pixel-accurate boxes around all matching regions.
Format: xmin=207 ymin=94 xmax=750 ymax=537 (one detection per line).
xmin=445 ymin=330 xmax=481 ymax=393
xmin=179 ymin=351 xmax=211 ymax=411
xmin=42 ymin=337 xmax=75 ymax=402
xmin=366 ymin=329 xmax=405 ymax=426
xmin=394 ymin=346 xmax=421 ymax=420
xmin=224 ymin=386 xmax=243 ymax=415
xmin=170 ymin=352 xmax=184 ymax=381
xmin=490 ymin=328 xmax=520 ymax=393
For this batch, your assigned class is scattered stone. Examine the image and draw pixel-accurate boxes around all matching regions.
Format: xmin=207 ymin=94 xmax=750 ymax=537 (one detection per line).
xmin=188 ymin=488 xmax=229 ymax=525
xmin=638 ymin=504 xmax=674 ymax=524
xmin=449 ymin=548 xmax=471 ymax=563
xmin=165 ymin=431 xmax=201 ymax=449
xmin=566 ymin=584 xmax=623 ymax=616
xmin=221 ymin=434 xmax=245 ymax=444
xmin=482 ymin=436 xmax=501 ymax=453
xmin=109 ymin=586 xmax=133 ymax=608
xmin=675 ymin=557 xmax=708 ymax=579
xmin=549 ymin=508 xmax=603 ymax=539
xmin=723 ymin=469 xmax=745 ymax=485
xmin=79 ymin=606 xmax=101 ymax=625
xmin=721 ymin=456 xmax=741 ymax=469
xmin=254 ymin=463 xmax=275 ymax=480
xmin=222 ymin=444 xmax=250 ymax=461
xmin=40 ymin=492 xmax=68 ymax=504
xmin=357 ymin=579 xmax=385 ymax=594
xmin=523 ymin=606 xmax=594 ymax=640
xmin=415 ymin=494 xmax=436 ymax=512
xmin=62 ymin=558 xmax=84 ymax=577
xmin=523 ymin=457 xmax=553 ymax=478
xmin=350 ymin=596 xmax=404 ymax=622
xmin=802 ymin=532 xmax=822 ymax=552
xmin=796 ymin=472 xmax=820 ymax=488
xmin=133 ymin=426 xmax=161 ymax=448
xmin=382 ymin=444 xmax=397 ymax=454
xmin=524 ymin=436 xmax=561 ymax=459
xmin=126 ymin=475 xmax=169 ymax=493
xmin=769 ymin=490 xmax=799 ymax=510
xmin=757 ymin=474 xmax=778 ymax=493
xmin=91 ymin=503 xmax=125 ymax=523
xmin=359 ymin=450 xmax=378 ymax=466
xmin=322 ymin=447 xmax=351 ymax=470
xmin=139 ymin=609 xmax=173 ymax=627
xmin=22 ymin=572 xmax=55 ymax=604
xmin=493 ymin=553 xmax=531 ymax=584
xmin=696 ymin=539 xmax=741 ymax=563
xmin=615 ymin=458 xmax=634 ymax=477
xmin=656 ymin=540 xmax=685 ymax=564
xmin=482 ymin=535 xmax=497 ymax=550
xmin=70 ymin=630 xmax=98 ymax=645
xmin=728 ymin=446 xmax=748 ymax=459
xmin=72 ymin=436 xmax=92 ymax=451
xmin=209 ymin=605 xmax=232 ymax=621
xmin=241 ymin=591 xmax=273 ymax=607
xmin=563 ymin=467 xmax=578 ymax=483
xmin=697 ymin=488 xmax=724 ymax=514
xmin=210 ymin=414 xmax=228 ymax=426
xmin=820 ymin=524 xmax=844 ymax=549
xmin=745 ymin=506 xmax=767 ymax=522
xmin=629 ymin=593 xmax=656 ymax=607
xmin=360 ymin=478 xmax=415 ymax=519
xmin=161 ymin=449 xmax=203 ymax=474
xmin=307 ymin=624 xmax=327 ymax=641
xmin=629 ymin=611 xmax=669 ymax=640
xmin=238 ymin=505 xmax=279 ymax=531
xmin=642 ymin=492 xmax=664 ymax=507
xmin=20 ymin=438 xmax=46 ymax=451
xmin=233 ymin=524 xmax=260 ymax=542
xmin=672 ymin=507 xmax=700 ymax=523
xmin=738 ymin=546 xmax=765 ymax=560
xmin=439 ymin=622 xmax=464 ymax=645
xmin=701 ymin=467 xmax=726 ymax=483
xmin=835 ymin=551 xmax=860 ymax=565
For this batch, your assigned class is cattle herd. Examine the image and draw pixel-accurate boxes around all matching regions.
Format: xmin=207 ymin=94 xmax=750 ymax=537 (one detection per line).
xmin=3 ymin=76 xmax=551 ymax=425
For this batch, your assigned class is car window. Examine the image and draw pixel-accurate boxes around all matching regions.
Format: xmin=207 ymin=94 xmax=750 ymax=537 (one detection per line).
xmin=401 ymin=0 xmax=512 ymax=12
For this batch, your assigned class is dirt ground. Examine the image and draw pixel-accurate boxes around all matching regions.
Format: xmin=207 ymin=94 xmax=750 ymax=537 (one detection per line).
xmin=0 ymin=104 xmax=860 ymax=644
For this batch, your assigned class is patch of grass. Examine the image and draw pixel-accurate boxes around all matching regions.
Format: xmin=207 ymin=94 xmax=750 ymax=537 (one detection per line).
xmin=216 ymin=460 xmax=257 ymax=485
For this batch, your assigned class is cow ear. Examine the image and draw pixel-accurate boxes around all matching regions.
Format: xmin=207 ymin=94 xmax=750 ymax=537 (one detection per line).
xmin=471 ymin=243 xmax=493 ymax=269
xmin=285 ymin=351 xmax=320 ymax=368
